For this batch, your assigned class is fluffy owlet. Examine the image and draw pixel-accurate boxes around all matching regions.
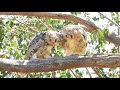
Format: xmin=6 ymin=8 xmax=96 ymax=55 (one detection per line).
xmin=60 ymin=24 xmax=88 ymax=56
xmin=24 ymin=30 xmax=61 ymax=60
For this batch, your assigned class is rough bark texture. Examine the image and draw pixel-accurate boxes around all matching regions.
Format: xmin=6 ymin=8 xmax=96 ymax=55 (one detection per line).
xmin=0 ymin=54 xmax=120 ymax=73
xmin=0 ymin=12 xmax=120 ymax=46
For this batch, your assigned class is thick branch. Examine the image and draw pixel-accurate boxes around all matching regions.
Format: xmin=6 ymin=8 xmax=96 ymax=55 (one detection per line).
xmin=104 ymin=33 xmax=120 ymax=46
xmin=0 ymin=12 xmax=99 ymax=32
xmin=0 ymin=12 xmax=120 ymax=46
xmin=0 ymin=55 xmax=120 ymax=73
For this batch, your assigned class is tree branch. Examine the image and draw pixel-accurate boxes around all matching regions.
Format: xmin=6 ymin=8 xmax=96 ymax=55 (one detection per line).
xmin=98 ymin=12 xmax=120 ymax=29
xmin=14 ymin=17 xmax=39 ymax=33
xmin=97 ymin=12 xmax=120 ymax=46
xmin=0 ymin=54 xmax=120 ymax=73
xmin=104 ymin=33 xmax=120 ymax=46
xmin=0 ymin=12 xmax=99 ymax=32
xmin=0 ymin=12 xmax=120 ymax=46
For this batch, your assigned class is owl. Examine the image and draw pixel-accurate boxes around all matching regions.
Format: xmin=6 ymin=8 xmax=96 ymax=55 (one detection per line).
xmin=60 ymin=24 xmax=87 ymax=56
xmin=24 ymin=30 xmax=61 ymax=60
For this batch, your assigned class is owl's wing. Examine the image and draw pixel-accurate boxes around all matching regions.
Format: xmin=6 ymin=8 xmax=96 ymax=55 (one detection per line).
xmin=24 ymin=33 xmax=46 ymax=60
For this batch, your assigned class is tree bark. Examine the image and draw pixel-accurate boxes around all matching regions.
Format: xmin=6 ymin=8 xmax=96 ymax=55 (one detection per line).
xmin=104 ymin=33 xmax=120 ymax=46
xmin=0 ymin=54 xmax=120 ymax=73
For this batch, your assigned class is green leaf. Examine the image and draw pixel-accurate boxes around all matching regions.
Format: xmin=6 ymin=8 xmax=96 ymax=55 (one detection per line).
xmin=97 ymin=29 xmax=104 ymax=38
xmin=92 ymin=17 xmax=99 ymax=21
xmin=110 ymin=12 xmax=115 ymax=16
xmin=12 ymin=41 xmax=18 ymax=47
xmin=70 ymin=12 xmax=77 ymax=16
xmin=103 ymin=29 xmax=110 ymax=36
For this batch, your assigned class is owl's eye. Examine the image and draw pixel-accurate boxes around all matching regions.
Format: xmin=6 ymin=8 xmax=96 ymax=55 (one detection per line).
xmin=65 ymin=34 xmax=73 ymax=38
xmin=65 ymin=35 xmax=68 ymax=38
xmin=82 ymin=34 xmax=86 ymax=39
xmin=68 ymin=30 xmax=71 ymax=32
xmin=49 ymin=38 xmax=52 ymax=41
xmin=55 ymin=39 xmax=57 ymax=42
xmin=55 ymin=39 xmax=60 ymax=42
xmin=70 ymin=35 xmax=73 ymax=38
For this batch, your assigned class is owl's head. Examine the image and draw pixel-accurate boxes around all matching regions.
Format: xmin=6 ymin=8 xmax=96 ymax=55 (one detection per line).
xmin=45 ymin=30 xmax=61 ymax=45
xmin=62 ymin=25 xmax=87 ymax=40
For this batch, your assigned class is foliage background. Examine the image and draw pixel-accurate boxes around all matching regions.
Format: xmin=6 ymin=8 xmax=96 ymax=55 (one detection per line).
xmin=0 ymin=12 xmax=119 ymax=78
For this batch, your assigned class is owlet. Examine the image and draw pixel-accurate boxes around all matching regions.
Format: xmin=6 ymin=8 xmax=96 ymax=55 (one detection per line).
xmin=24 ymin=30 xmax=61 ymax=60
xmin=60 ymin=25 xmax=88 ymax=56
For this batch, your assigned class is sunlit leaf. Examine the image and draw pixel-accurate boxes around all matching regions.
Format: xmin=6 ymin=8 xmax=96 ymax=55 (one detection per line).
xmin=97 ymin=29 xmax=104 ymax=38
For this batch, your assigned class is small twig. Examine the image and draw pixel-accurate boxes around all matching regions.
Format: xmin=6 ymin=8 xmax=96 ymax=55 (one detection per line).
xmin=69 ymin=69 xmax=78 ymax=78
xmin=51 ymin=72 xmax=56 ymax=78
xmin=97 ymin=68 xmax=108 ymax=78
xmin=92 ymin=67 xmax=103 ymax=78
xmin=98 ymin=12 xmax=120 ymax=29
xmin=37 ymin=18 xmax=59 ymax=31
xmin=85 ymin=68 xmax=92 ymax=78
xmin=39 ymin=19 xmax=55 ymax=30
xmin=13 ymin=16 xmax=39 ymax=33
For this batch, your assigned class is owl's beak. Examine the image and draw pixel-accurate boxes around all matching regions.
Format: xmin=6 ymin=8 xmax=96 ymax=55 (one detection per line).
xmin=52 ymin=40 xmax=55 ymax=44
xmin=51 ymin=39 xmax=57 ymax=44
xmin=74 ymin=30 xmax=77 ymax=34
